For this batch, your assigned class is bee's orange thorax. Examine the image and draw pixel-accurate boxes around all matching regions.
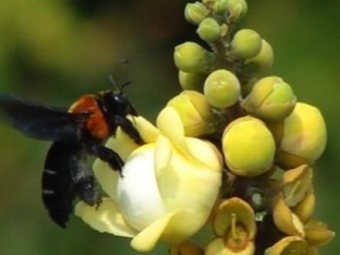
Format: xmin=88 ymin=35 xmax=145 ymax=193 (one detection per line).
xmin=69 ymin=95 xmax=109 ymax=140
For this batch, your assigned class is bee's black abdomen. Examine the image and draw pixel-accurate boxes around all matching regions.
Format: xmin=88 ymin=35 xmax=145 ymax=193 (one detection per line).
xmin=42 ymin=142 xmax=81 ymax=227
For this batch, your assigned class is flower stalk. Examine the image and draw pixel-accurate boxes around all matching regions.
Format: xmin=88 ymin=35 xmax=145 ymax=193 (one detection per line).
xmin=75 ymin=0 xmax=334 ymax=254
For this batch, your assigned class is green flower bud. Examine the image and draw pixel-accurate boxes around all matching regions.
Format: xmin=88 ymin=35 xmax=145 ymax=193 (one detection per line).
xmin=204 ymin=69 xmax=241 ymax=108
xmin=230 ymin=29 xmax=262 ymax=60
xmin=226 ymin=0 xmax=248 ymax=23
xmin=241 ymin=76 xmax=296 ymax=121
xmin=184 ymin=2 xmax=210 ymax=25
xmin=179 ymin=71 xmax=206 ymax=91
xmin=212 ymin=0 xmax=229 ymax=16
xmin=197 ymin=18 xmax=221 ymax=42
xmin=243 ymin=39 xmax=274 ymax=74
xmin=174 ymin=42 xmax=216 ymax=73
xmin=222 ymin=116 xmax=276 ymax=177
xmin=273 ymin=103 xmax=327 ymax=169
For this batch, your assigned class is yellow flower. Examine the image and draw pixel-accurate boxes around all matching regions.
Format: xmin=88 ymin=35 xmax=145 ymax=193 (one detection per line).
xmin=272 ymin=165 xmax=314 ymax=237
xmin=267 ymin=236 xmax=307 ymax=255
xmin=75 ymin=108 xmax=223 ymax=252
xmin=272 ymin=193 xmax=305 ymax=238
xmin=267 ymin=220 xmax=335 ymax=255
xmin=206 ymin=197 xmax=256 ymax=255
xmin=304 ymin=219 xmax=335 ymax=247
xmin=270 ymin=165 xmax=334 ymax=253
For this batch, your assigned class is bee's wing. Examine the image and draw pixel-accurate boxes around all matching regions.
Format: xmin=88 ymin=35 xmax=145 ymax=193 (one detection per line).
xmin=42 ymin=142 xmax=101 ymax=228
xmin=0 ymin=95 xmax=88 ymax=141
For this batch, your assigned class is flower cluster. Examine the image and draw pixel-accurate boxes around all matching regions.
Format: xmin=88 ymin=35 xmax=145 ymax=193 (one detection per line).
xmin=76 ymin=0 xmax=334 ymax=254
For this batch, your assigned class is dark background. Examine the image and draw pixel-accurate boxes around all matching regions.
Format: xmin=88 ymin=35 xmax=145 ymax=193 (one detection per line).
xmin=0 ymin=0 xmax=338 ymax=254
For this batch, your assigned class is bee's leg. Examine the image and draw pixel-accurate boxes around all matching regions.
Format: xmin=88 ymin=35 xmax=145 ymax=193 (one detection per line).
xmin=114 ymin=115 xmax=144 ymax=145
xmin=70 ymin=159 xmax=102 ymax=206
xmin=86 ymin=143 xmax=124 ymax=175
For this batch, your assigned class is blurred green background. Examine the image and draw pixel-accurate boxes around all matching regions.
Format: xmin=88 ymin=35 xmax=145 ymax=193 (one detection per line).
xmin=0 ymin=0 xmax=338 ymax=254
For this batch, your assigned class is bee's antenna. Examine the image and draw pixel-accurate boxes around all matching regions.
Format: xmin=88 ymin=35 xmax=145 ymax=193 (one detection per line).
xmin=109 ymin=74 xmax=132 ymax=94
xmin=120 ymin=80 xmax=132 ymax=93
xmin=109 ymin=74 xmax=120 ymax=94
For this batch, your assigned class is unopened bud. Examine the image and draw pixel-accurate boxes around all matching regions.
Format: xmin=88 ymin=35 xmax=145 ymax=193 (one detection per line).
xmin=230 ymin=29 xmax=262 ymax=60
xmin=241 ymin=76 xmax=296 ymax=121
xmin=273 ymin=103 xmax=327 ymax=169
xmin=174 ymin=42 xmax=216 ymax=73
xmin=222 ymin=116 xmax=275 ymax=176
xmin=167 ymin=90 xmax=215 ymax=136
xmin=204 ymin=69 xmax=241 ymax=108
xmin=179 ymin=71 xmax=206 ymax=91
xmin=226 ymin=0 xmax=248 ymax=23
xmin=184 ymin=2 xmax=210 ymax=25
xmin=197 ymin=18 xmax=221 ymax=42
xmin=243 ymin=39 xmax=274 ymax=74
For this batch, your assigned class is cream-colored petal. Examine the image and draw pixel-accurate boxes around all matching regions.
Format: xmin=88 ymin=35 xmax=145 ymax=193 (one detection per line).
xmin=154 ymin=135 xmax=173 ymax=176
xmin=130 ymin=212 xmax=177 ymax=252
xmin=156 ymin=106 xmax=189 ymax=154
xmin=282 ymin=165 xmax=313 ymax=207
xmin=156 ymin=145 xmax=221 ymax=213
xmin=155 ymin=143 xmax=222 ymax=244
xmin=206 ymin=238 xmax=229 ymax=255
xmin=93 ymin=159 xmax=120 ymax=201
xmin=105 ymin=130 xmax=139 ymax=161
xmin=131 ymin=210 xmax=209 ymax=252
xmin=93 ymin=116 xmax=160 ymax=200
xmin=267 ymin=236 xmax=307 ymax=255
xmin=206 ymin=238 xmax=255 ymax=255
xmin=272 ymin=195 xmax=305 ymax=237
xmin=127 ymin=115 xmax=160 ymax=144
xmin=185 ymin=138 xmax=223 ymax=172
xmin=293 ymin=188 xmax=315 ymax=223
xmin=75 ymin=198 xmax=138 ymax=237
xmin=117 ymin=144 xmax=166 ymax=231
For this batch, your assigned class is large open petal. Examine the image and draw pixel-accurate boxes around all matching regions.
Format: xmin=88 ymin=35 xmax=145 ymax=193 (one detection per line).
xmin=117 ymin=144 xmax=166 ymax=231
xmin=75 ymin=198 xmax=138 ymax=237
xmin=155 ymin=138 xmax=222 ymax=214
xmin=94 ymin=116 xmax=159 ymax=200
xmin=131 ymin=210 xmax=210 ymax=252
xmin=128 ymin=115 xmax=160 ymax=144
xmin=156 ymin=106 xmax=188 ymax=154
xmin=131 ymin=212 xmax=178 ymax=252
xmin=93 ymin=159 xmax=120 ymax=201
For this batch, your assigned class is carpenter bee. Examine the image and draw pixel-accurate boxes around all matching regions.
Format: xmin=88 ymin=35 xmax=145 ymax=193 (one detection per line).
xmin=0 ymin=84 xmax=142 ymax=228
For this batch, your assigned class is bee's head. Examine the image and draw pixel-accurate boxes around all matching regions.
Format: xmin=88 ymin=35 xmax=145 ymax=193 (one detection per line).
xmin=97 ymin=80 xmax=138 ymax=118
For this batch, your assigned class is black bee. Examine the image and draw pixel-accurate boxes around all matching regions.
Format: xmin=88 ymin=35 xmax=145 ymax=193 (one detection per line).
xmin=0 ymin=86 xmax=142 ymax=228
